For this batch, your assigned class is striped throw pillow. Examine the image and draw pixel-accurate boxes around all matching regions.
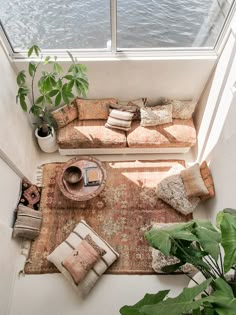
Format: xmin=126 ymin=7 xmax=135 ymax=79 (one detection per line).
xmin=47 ymin=220 xmax=119 ymax=297
xmin=13 ymin=204 xmax=42 ymax=240
xmin=105 ymin=109 xmax=134 ymax=131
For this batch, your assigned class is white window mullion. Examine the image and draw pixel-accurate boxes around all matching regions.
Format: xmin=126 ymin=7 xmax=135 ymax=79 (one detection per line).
xmin=0 ymin=21 xmax=14 ymax=56
xmin=110 ymin=0 xmax=117 ymax=54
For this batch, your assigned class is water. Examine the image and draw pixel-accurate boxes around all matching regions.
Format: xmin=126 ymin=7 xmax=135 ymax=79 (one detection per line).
xmin=0 ymin=0 xmax=233 ymax=51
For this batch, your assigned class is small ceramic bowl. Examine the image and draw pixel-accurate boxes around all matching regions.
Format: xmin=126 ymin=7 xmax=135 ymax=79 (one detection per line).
xmin=63 ymin=166 xmax=83 ymax=184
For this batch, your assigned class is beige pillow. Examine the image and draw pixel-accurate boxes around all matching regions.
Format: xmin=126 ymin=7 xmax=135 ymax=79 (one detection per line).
xmin=47 ymin=220 xmax=119 ymax=297
xmin=167 ymin=100 xmax=197 ymax=119
xmin=140 ymin=105 xmax=172 ymax=127
xmin=51 ymin=102 xmax=78 ymax=128
xmin=13 ymin=204 xmax=42 ymax=240
xmin=111 ymin=98 xmax=147 ymax=120
xmin=75 ymin=98 xmax=117 ymax=120
xmin=181 ymin=164 xmax=209 ymax=198
xmin=156 ymin=174 xmax=200 ymax=215
xmin=119 ymin=98 xmax=147 ymax=108
xmin=105 ymin=109 xmax=134 ymax=131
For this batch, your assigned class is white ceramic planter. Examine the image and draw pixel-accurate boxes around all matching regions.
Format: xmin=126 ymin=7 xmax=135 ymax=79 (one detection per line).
xmin=35 ymin=127 xmax=58 ymax=153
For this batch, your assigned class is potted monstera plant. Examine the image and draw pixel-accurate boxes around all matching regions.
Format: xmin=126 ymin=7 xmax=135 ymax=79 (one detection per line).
xmin=120 ymin=209 xmax=236 ymax=315
xmin=16 ymin=45 xmax=89 ymax=152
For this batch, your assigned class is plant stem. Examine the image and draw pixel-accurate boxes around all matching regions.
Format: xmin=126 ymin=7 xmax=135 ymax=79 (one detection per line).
xmin=219 ymin=251 xmax=224 ymax=275
xmin=204 ymin=256 xmax=222 ymax=278
xmin=185 ymin=274 xmax=209 ymax=296
xmin=31 ymin=62 xmax=41 ymax=106
xmin=170 ymin=238 xmax=215 ymax=280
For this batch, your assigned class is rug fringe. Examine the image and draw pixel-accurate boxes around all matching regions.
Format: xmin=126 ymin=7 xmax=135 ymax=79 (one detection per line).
xmin=35 ymin=165 xmax=44 ymax=187
xmin=17 ymin=239 xmax=32 ymax=277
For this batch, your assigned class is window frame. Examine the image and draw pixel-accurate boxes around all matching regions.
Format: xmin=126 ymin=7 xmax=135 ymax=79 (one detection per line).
xmin=0 ymin=0 xmax=236 ymax=61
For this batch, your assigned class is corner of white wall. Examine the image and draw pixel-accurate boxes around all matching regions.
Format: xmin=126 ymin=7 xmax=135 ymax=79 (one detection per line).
xmin=0 ymin=42 xmax=39 ymax=181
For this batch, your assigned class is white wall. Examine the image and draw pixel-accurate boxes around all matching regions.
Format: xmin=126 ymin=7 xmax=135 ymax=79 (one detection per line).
xmin=0 ymin=41 xmax=39 ymax=181
xmin=15 ymin=57 xmax=216 ymax=103
xmin=0 ymin=157 xmax=22 ymax=315
xmin=0 ymin=158 xmax=21 ymax=227
xmin=194 ymin=22 xmax=236 ymax=221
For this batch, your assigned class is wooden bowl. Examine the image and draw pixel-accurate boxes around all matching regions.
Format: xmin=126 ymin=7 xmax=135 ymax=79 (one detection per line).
xmin=63 ymin=166 xmax=82 ymax=184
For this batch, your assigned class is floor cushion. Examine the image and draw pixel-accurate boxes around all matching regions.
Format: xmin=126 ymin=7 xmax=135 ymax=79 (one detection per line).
xmin=127 ymin=119 xmax=196 ymax=148
xmin=47 ymin=220 xmax=119 ymax=297
xmin=156 ymin=174 xmax=200 ymax=215
xmin=151 ymin=223 xmax=196 ymax=273
xmin=57 ymin=119 xmax=127 ymax=149
xmin=13 ymin=204 xmax=42 ymax=240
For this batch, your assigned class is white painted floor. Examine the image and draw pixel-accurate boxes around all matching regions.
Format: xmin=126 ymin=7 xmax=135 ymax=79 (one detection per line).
xmin=9 ymin=151 xmax=208 ymax=315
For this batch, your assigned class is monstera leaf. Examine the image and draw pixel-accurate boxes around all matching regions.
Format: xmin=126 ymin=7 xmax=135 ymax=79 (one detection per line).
xmin=218 ymin=211 xmax=236 ymax=273
xmin=120 ymin=279 xmax=212 ymax=315
xmin=120 ymin=291 xmax=169 ymax=315
xmin=193 ymin=221 xmax=221 ymax=261
xmin=145 ymin=222 xmax=197 ymax=256
xmin=206 ymin=278 xmax=236 ymax=315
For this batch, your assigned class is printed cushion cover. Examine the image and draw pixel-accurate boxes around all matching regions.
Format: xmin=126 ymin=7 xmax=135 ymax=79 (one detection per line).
xmin=47 ymin=220 xmax=119 ymax=297
xmin=165 ymin=99 xmax=197 ymax=119
xmin=180 ymin=164 xmax=209 ymax=198
xmin=13 ymin=204 xmax=42 ymax=240
xmin=18 ymin=178 xmax=41 ymax=210
xmin=75 ymin=98 xmax=117 ymax=120
xmin=51 ymin=102 xmax=78 ymax=128
xmin=62 ymin=234 xmax=106 ymax=285
xmin=156 ymin=174 xmax=200 ymax=215
xmin=105 ymin=109 xmax=134 ymax=131
xmin=140 ymin=105 xmax=172 ymax=127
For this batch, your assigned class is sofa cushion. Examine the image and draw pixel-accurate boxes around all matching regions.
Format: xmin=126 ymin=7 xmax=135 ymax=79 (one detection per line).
xmin=57 ymin=119 xmax=127 ymax=149
xmin=75 ymin=98 xmax=117 ymax=120
xmin=127 ymin=119 xmax=196 ymax=148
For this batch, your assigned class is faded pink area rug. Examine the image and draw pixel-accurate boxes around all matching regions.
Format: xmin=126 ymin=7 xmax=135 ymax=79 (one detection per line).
xmin=25 ymin=159 xmax=192 ymax=275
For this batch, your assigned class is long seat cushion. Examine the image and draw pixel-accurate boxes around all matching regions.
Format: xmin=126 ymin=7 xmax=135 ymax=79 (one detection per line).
xmin=57 ymin=119 xmax=127 ymax=149
xmin=127 ymin=119 xmax=196 ymax=148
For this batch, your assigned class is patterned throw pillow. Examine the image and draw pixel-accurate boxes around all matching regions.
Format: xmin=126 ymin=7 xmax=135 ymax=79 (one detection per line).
xmin=51 ymin=102 xmax=78 ymax=128
xmin=75 ymin=98 xmax=117 ymax=120
xmin=62 ymin=234 xmax=106 ymax=285
xmin=105 ymin=109 xmax=134 ymax=131
xmin=13 ymin=204 xmax=42 ymax=240
xmin=180 ymin=164 xmax=209 ymax=198
xmin=165 ymin=99 xmax=197 ymax=119
xmin=18 ymin=178 xmax=41 ymax=210
xmin=113 ymin=98 xmax=147 ymax=120
xmin=140 ymin=104 xmax=172 ymax=127
xmin=156 ymin=174 xmax=200 ymax=215
xmin=47 ymin=220 xmax=119 ymax=297
xmin=200 ymin=161 xmax=215 ymax=201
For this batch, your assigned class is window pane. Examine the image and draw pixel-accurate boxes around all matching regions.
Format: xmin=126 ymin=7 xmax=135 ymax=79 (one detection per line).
xmin=0 ymin=0 xmax=111 ymax=51
xmin=117 ymin=0 xmax=234 ymax=49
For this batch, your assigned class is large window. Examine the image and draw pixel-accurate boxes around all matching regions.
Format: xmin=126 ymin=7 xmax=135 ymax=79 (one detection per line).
xmin=0 ymin=0 xmax=235 ymax=53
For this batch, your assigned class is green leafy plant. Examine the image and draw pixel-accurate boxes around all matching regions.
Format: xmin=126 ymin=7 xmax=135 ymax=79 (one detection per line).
xmin=120 ymin=209 xmax=236 ymax=315
xmin=16 ymin=45 xmax=89 ymax=137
